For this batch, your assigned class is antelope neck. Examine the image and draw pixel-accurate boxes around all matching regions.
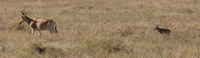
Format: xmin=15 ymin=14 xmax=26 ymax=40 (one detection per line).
xmin=24 ymin=16 xmax=35 ymax=25
xmin=156 ymin=27 xmax=160 ymax=30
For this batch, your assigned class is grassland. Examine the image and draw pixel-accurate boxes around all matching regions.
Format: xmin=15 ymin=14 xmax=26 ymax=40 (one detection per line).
xmin=0 ymin=0 xmax=200 ymax=58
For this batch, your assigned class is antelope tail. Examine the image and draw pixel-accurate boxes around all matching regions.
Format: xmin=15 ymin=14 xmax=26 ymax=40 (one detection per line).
xmin=55 ymin=26 xmax=58 ymax=33
xmin=54 ymin=23 xmax=58 ymax=33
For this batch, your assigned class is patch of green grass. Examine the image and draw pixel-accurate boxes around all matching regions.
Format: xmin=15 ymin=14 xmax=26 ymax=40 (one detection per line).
xmin=84 ymin=38 xmax=112 ymax=53
xmin=103 ymin=7 xmax=113 ymax=11
xmin=183 ymin=8 xmax=193 ymax=14
xmin=59 ymin=10 xmax=70 ymax=15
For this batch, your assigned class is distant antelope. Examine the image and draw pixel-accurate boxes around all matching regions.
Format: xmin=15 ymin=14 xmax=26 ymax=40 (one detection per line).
xmin=153 ymin=25 xmax=171 ymax=35
xmin=19 ymin=10 xmax=58 ymax=37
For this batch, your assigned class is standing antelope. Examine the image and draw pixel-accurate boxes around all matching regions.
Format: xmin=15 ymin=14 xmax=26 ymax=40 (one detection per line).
xmin=19 ymin=10 xmax=58 ymax=37
xmin=153 ymin=25 xmax=171 ymax=35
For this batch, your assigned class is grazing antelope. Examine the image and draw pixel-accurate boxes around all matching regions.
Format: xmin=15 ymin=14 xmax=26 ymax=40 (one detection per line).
xmin=153 ymin=25 xmax=171 ymax=35
xmin=19 ymin=10 xmax=58 ymax=37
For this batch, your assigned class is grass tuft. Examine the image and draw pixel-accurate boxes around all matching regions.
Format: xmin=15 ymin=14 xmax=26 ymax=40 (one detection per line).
xmin=120 ymin=25 xmax=133 ymax=37
xmin=25 ymin=43 xmax=65 ymax=58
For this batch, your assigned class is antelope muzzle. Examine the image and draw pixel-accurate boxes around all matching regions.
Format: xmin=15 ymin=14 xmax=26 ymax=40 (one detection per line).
xmin=19 ymin=21 xmax=22 ymax=25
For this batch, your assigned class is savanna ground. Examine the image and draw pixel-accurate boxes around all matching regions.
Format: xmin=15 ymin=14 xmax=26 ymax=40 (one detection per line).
xmin=0 ymin=0 xmax=200 ymax=58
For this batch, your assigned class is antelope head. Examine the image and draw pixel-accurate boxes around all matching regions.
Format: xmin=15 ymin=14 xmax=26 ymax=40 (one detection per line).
xmin=19 ymin=10 xmax=26 ymax=25
xmin=153 ymin=25 xmax=159 ymax=30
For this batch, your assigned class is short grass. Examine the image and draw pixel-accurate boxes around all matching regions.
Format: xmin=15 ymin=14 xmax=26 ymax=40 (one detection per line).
xmin=0 ymin=0 xmax=200 ymax=58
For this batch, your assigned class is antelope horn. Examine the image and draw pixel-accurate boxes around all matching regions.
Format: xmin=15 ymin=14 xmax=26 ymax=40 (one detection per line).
xmin=156 ymin=25 xmax=159 ymax=27
xmin=21 ymin=10 xmax=26 ymax=15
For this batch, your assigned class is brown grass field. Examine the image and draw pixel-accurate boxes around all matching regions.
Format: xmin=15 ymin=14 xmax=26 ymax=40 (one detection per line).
xmin=0 ymin=0 xmax=200 ymax=58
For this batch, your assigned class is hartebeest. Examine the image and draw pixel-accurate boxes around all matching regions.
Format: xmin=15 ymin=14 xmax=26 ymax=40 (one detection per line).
xmin=153 ymin=25 xmax=171 ymax=35
xmin=19 ymin=10 xmax=58 ymax=37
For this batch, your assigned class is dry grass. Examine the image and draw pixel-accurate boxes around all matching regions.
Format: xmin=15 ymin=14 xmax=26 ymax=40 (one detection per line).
xmin=0 ymin=0 xmax=200 ymax=58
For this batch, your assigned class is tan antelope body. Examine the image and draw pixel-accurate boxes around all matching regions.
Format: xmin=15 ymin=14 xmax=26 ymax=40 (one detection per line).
xmin=19 ymin=10 xmax=58 ymax=37
xmin=154 ymin=25 xmax=171 ymax=35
